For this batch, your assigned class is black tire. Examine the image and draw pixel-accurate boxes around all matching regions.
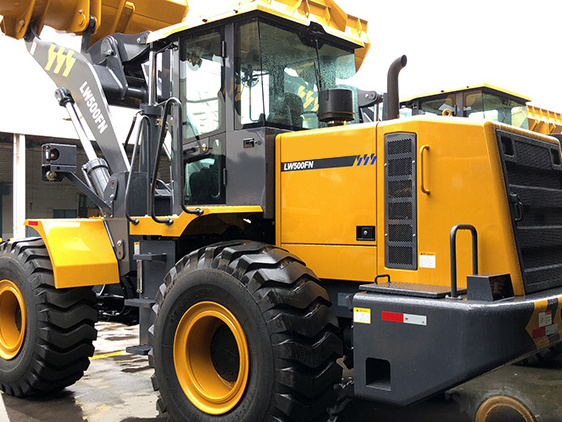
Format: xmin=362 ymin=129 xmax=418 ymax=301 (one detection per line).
xmin=0 ymin=238 xmax=98 ymax=397
xmin=149 ymin=240 xmax=343 ymax=422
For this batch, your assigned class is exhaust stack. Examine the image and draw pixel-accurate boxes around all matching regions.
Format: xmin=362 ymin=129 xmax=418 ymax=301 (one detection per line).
xmin=383 ymin=55 xmax=407 ymax=121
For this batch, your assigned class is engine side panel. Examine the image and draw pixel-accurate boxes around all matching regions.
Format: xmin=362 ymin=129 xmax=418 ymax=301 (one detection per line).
xmin=276 ymin=118 xmax=528 ymax=292
xmin=376 ymin=118 xmax=523 ymax=292
xmin=276 ymin=123 xmax=378 ymax=282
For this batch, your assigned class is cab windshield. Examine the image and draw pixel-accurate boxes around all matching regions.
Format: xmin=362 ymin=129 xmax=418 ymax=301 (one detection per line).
xmin=416 ymin=90 xmax=529 ymax=129
xmin=464 ymin=90 xmax=529 ymax=129
xmin=236 ymin=18 xmax=358 ymax=130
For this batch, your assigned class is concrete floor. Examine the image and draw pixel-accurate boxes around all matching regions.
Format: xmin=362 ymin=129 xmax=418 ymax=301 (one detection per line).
xmin=2 ymin=323 xmax=159 ymax=422
xmin=2 ymin=322 xmax=562 ymax=422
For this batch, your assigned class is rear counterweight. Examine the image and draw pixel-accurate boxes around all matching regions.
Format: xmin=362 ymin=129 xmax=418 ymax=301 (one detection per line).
xmin=352 ymin=289 xmax=562 ymax=406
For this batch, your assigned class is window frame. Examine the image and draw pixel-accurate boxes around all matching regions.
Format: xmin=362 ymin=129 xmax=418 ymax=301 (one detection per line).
xmin=233 ymin=15 xmax=359 ymax=131
xmin=178 ymin=27 xmax=226 ymax=141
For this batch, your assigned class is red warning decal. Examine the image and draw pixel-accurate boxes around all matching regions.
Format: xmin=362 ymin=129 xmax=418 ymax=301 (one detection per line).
xmin=382 ymin=311 xmax=427 ymax=326
xmin=533 ymin=327 xmax=546 ymax=339
xmin=382 ymin=311 xmax=403 ymax=323
xmin=533 ymin=324 xmax=558 ymax=339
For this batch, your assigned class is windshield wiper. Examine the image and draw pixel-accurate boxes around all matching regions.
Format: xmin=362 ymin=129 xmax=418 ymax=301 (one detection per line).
xmin=314 ymin=38 xmax=324 ymax=91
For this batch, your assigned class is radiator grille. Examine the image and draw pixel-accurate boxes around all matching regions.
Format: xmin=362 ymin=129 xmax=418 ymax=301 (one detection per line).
xmin=497 ymin=130 xmax=562 ymax=293
xmin=388 ymin=180 xmax=413 ymax=198
xmin=385 ymin=133 xmax=417 ymax=269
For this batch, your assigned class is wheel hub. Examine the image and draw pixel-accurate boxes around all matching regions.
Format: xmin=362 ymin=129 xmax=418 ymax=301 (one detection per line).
xmin=0 ymin=279 xmax=26 ymax=360
xmin=475 ymin=396 xmax=535 ymax=422
xmin=174 ymin=301 xmax=249 ymax=415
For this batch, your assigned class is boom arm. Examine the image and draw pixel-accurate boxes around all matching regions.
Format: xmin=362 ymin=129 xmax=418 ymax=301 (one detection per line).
xmin=0 ymin=0 xmax=188 ymax=47
xmin=26 ymin=33 xmax=129 ymax=174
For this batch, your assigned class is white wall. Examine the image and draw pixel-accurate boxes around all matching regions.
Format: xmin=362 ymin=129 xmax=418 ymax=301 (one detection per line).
xmin=0 ymin=31 xmax=80 ymax=138
xmin=0 ymin=143 xmax=88 ymax=239
xmin=0 ymin=28 xmax=135 ymax=140
xmin=0 ymin=27 xmax=134 ymax=239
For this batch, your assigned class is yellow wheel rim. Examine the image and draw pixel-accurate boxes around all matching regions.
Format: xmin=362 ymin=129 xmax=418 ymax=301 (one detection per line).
xmin=0 ymin=279 xmax=26 ymax=360
xmin=476 ymin=396 xmax=535 ymax=422
xmin=174 ymin=301 xmax=249 ymax=415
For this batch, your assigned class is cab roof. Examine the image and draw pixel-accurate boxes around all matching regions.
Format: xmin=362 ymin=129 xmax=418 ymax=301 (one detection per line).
xmin=401 ymin=83 xmax=531 ymax=105
xmin=147 ymin=0 xmax=370 ymax=70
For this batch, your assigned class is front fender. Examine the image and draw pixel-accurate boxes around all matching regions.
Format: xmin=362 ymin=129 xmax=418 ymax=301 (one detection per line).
xmin=25 ymin=218 xmax=119 ymax=288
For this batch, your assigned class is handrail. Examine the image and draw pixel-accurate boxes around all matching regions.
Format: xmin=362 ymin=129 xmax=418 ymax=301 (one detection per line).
xmin=420 ymin=145 xmax=430 ymax=195
xmin=124 ymin=114 xmax=150 ymax=225
xmin=150 ymin=98 xmax=203 ymax=225
xmin=150 ymin=99 xmax=175 ymax=225
xmin=165 ymin=97 xmax=203 ymax=217
xmin=449 ymin=224 xmax=478 ymax=298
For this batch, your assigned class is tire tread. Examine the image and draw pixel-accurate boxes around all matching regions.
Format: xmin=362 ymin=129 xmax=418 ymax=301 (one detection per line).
xmin=0 ymin=238 xmax=97 ymax=398
xmin=149 ymin=240 xmax=342 ymax=422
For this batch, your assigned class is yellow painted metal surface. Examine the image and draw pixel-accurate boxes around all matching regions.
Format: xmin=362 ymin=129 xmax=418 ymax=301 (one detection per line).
xmin=284 ymin=244 xmax=377 ymax=282
xmin=0 ymin=0 xmax=188 ymax=45
xmin=401 ymin=84 xmax=562 ymax=136
xmin=129 ymin=206 xmax=263 ymax=237
xmin=276 ymin=116 xmax=559 ymax=293
xmin=25 ymin=218 xmax=119 ymax=288
xmin=276 ymin=123 xmax=377 ymax=282
xmin=526 ymin=104 xmax=562 ymax=134
xmin=277 ymin=124 xmax=377 ymax=246
xmin=377 ymin=118 xmax=525 ymax=293
xmin=174 ymin=301 xmax=249 ymax=415
xmin=91 ymin=0 xmax=188 ymax=44
xmin=0 ymin=279 xmax=26 ymax=360
xmin=475 ymin=396 xmax=535 ymax=422
xmin=147 ymin=0 xmax=370 ymax=71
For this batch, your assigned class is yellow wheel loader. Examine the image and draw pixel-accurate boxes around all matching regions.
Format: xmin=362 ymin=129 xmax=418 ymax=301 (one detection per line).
xmin=1 ymin=1 xmax=562 ymax=421
xmin=400 ymin=83 xmax=562 ymax=136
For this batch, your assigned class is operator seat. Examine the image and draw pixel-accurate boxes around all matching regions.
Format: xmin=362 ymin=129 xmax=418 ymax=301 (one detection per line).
xmin=269 ymin=93 xmax=304 ymax=129
xmin=189 ymin=160 xmax=221 ymax=204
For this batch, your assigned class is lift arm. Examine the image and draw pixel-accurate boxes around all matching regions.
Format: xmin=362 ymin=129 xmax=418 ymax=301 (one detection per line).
xmin=26 ymin=33 xmax=129 ymax=174
xmin=0 ymin=0 xmax=188 ymax=47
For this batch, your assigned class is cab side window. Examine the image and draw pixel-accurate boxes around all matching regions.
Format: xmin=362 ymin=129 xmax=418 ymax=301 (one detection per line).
xmin=180 ymin=31 xmax=224 ymax=138
xmin=180 ymin=31 xmax=226 ymax=206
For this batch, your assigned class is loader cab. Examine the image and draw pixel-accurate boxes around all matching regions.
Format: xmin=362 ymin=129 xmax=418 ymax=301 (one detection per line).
xmin=175 ymin=14 xmax=362 ymax=213
xmin=234 ymin=18 xmax=359 ymax=131
xmin=177 ymin=16 xmax=360 ymax=135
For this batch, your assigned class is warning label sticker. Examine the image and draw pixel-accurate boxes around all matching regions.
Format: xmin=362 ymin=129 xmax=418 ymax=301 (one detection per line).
xmin=419 ymin=254 xmax=436 ymax=269
xmin=354 ymin=307 xmax=371 ymax=324
xmin=546 ymin=324 xmax=558 ymax=336
xmin=382 ymin=311 xmax=427 ymax=326
xmin=404 ymin=313 xmax=427 ymax=326
xmin=539 ymin=310 xmax=553 ymax=328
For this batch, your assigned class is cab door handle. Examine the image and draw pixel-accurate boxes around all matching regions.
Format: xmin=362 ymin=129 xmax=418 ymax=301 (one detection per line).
xmin=420 ymin=145 xmax=430 ymax=195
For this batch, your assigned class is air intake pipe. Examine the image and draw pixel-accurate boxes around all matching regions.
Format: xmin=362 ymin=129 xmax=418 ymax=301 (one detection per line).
xmin=383 ymin=55 xmax=407 ymax=121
